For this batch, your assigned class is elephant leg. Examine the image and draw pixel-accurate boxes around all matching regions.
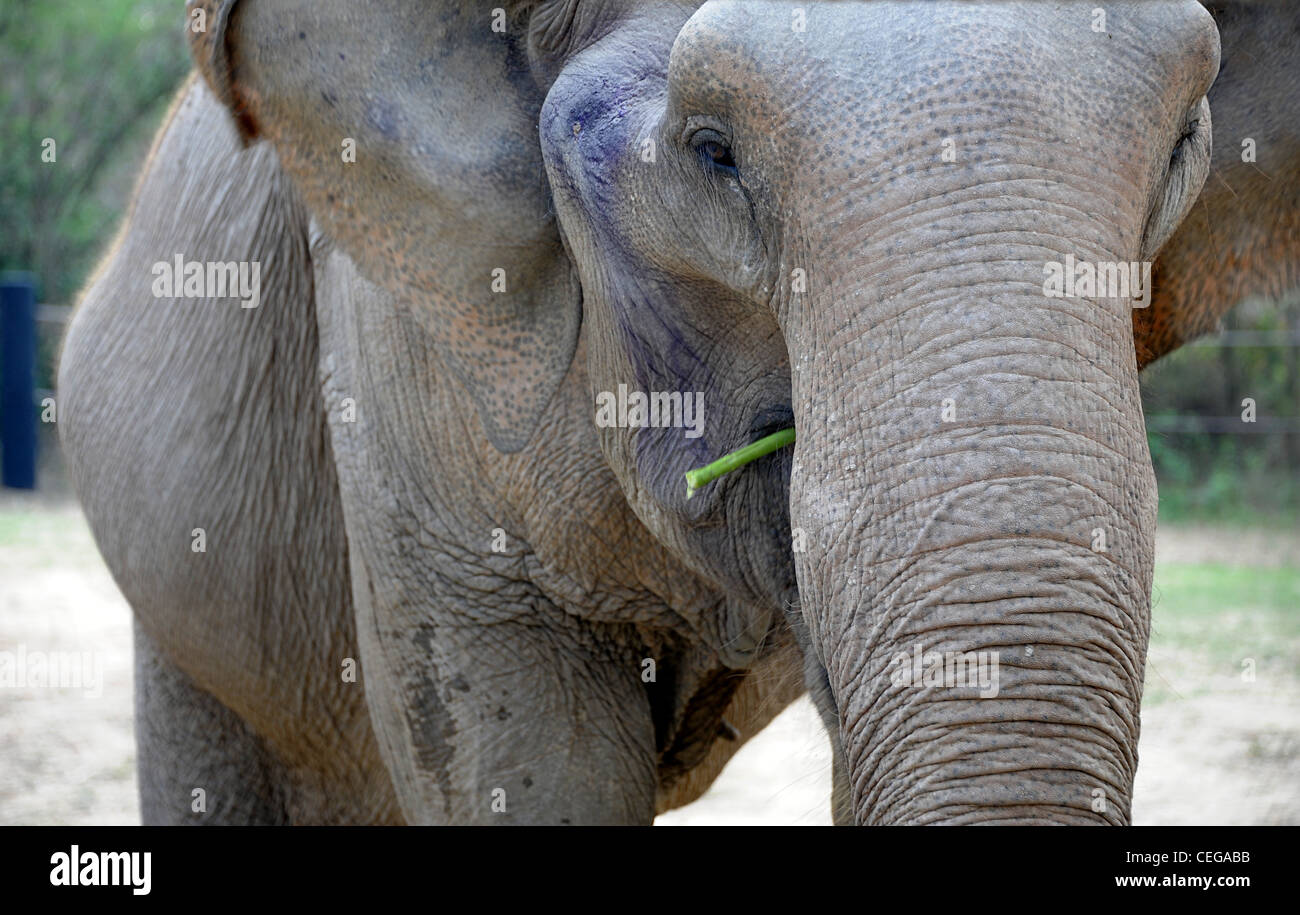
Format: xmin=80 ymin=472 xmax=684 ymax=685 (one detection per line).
xmin=391 ymin=626 xmax=658 ymax=825
xmin=59 ymin=77 xmax=401 ymax=825
xmin=348 ymin=558 xmax=659 ymax=824
xmin=654 ymin=632 xmax=806 ymax=814
xmin=133 ymin=622 xmax=289 ymax=825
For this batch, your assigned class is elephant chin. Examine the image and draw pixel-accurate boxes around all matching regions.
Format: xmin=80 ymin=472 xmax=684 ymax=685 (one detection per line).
xmin=788 ymin=268 xmax=1157 ymax=826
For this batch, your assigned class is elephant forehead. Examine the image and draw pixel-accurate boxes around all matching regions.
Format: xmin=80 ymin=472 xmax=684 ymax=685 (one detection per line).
xmin=668 ymin=1 xmax=1210 ymax=177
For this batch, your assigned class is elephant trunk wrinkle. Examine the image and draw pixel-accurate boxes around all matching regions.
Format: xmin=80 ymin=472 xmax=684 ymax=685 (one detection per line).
xmin=788 ymin=274 xmax=1155 ymax=825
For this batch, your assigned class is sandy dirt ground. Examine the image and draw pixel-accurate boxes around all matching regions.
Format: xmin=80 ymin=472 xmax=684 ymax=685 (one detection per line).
xmin=2 ymin=488 xmax=1297 ymax=825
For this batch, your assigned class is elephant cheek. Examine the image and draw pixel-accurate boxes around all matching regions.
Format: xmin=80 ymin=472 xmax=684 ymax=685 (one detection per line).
xmin=787 ymin=279 xmax=1156 ymax=825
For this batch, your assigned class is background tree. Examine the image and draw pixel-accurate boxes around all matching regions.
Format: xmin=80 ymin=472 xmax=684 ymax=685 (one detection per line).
xmin=0 ymin=0 xmax=190 ymax=304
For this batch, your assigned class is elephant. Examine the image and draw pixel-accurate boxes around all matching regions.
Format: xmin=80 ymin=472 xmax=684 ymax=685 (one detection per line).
xmin=56 ymin=0 xmax=1297 ymax=825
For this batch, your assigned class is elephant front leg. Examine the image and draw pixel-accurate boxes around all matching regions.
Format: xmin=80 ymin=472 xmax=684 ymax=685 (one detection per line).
xmin=353 ymin=567 xmax=659 ymax=825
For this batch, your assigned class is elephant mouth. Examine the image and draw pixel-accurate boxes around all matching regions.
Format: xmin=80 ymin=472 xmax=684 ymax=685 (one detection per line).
xmin=747 ymin=404 xmax=794 ymax=440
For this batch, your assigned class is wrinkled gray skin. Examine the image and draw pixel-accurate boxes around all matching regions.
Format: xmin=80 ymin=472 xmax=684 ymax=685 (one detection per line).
xmin=59 ymin=1 xmax=1295 ymax=824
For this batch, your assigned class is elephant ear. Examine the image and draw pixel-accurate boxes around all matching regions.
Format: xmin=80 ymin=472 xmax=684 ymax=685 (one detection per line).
xmin=186 ymin=0 xmax=580 ymax=452
xmin=1137 ymin=1 xmax=1300 ymax=367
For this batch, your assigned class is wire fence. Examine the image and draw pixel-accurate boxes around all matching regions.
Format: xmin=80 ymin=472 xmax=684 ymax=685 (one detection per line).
xmin=22 ymin=303 xmax=1300 ymax=434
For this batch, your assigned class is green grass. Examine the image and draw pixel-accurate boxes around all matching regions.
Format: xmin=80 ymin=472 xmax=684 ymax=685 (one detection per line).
xmin=0 ymin=505 xmax=95 ymax=568
xmin=1147 ymin=562 xmax=1300 ymax=703
xmin=0 ymin=511 xmax=24 ymax=545
xmin=0 ymin=508 xmax=69 ymax=542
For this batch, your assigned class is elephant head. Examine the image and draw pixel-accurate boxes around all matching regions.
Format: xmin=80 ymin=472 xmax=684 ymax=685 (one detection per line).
xmin=186 ymin=0 xmax=1237 ymax=823
xmin=536 ymin=0 xmax=1218 ymax=824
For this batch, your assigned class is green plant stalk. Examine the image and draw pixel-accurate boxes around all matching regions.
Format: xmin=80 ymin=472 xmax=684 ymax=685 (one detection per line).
xmin=684 ymin=427 xmax=796 ymax=499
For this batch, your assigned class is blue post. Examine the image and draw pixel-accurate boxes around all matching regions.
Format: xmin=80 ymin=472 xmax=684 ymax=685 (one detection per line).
xmin=1 ymin=275 xmax=38 ymax=489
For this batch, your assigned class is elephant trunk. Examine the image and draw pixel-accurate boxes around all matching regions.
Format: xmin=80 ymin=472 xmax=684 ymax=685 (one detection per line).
xmin=788 ymin=239 xmax=1157 ymax=824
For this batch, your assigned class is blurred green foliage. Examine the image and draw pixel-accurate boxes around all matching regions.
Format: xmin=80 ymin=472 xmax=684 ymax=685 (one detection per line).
xmin=0 ymin=1 xmax=1296 ymax=523
xmin=1142 ymin=296 xmax=1300 ymax=524
xmin=0 ymin=0 xmax=190 ymax=306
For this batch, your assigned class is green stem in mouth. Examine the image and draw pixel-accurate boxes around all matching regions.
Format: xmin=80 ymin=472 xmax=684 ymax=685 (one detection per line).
xmin=684 ymin=427 xmax=796 ymax=500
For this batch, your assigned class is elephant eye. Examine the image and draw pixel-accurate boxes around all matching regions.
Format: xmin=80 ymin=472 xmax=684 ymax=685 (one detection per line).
xmin=702 ymin=141 xmax=737 ymax=173
xmin=691 ymin=130 xmax=738 ymax=178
